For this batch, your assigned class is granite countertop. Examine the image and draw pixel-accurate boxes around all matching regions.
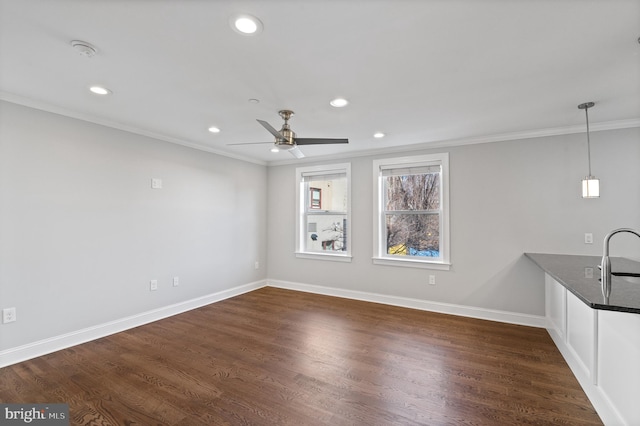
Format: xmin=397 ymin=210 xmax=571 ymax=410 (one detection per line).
xmin=525 ymin=253 xmax=640 ymax=314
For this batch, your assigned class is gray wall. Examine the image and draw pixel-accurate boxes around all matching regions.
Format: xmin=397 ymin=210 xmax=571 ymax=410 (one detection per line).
xmin=0 ymin=101 xmax=268 ymax=350
xmin=267 ymin=127 xmax=640 ymax=316
xmin=2 ymin=98 xmax=638 ymax=353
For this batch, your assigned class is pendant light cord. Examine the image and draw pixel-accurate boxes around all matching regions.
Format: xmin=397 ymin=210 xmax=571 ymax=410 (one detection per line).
xmin=585 ymin=106 xmax=592 ymax=177
xmin=584 ymin=105 xmax=591 ymax=177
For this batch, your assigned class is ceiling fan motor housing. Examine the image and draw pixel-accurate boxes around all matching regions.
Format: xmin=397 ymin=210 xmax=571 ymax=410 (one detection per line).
xmin=276 ymin=127 xmax=296 ymax=146
xmin=275 ymin=110 xmax=296 ymax=146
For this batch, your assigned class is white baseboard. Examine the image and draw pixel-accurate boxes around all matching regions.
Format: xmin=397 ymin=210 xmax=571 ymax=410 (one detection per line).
xmin=0 ymin=280 xmax=266 ymax=368
xmin=267 ymin=279 xmax=546 ymax=328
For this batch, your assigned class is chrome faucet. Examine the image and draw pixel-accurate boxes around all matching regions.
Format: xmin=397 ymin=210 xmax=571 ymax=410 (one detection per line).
xmin=601 ymin=228 xmax=640 ymax=300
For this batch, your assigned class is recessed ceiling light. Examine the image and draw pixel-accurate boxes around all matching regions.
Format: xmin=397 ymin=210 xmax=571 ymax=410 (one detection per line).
xmin=208 ymin=126 xmax=221 ymax=133
xmin=270 ymin=147 xmax=280 ymax=153
xmin=230 ymin=14 xmax=263 ymax=35
xmin=373 ymin=132 xmax=385 ymax=138
xmin=89 ymin=86 xmax=111 ymax=95
xmin=248 ymin=98 xmax=260 ymax=104
xmin=330 ymin=98 xmax=349 ymax=108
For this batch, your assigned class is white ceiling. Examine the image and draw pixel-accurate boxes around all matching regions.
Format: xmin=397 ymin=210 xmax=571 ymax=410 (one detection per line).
xmin=1 ymin=0 xmax=639 ymax=165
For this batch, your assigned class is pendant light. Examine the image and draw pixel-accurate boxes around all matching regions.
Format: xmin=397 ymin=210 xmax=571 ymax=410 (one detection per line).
xmin=578 ymin=102 xmax=599 ymax=198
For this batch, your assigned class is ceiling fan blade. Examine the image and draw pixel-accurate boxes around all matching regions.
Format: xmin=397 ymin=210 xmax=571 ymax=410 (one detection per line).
xmin=226 ymin=141 xmax=273 ymax=146
xmin=288 ymin=146 xmax=305 ymax=159
xmin=257 ymin=119 xmax=286 ymax=140
xmin=294 ymin=138 xmax=349 ymax=145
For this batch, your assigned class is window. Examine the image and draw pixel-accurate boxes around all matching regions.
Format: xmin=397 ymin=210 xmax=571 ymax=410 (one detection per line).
xmin=373 ymin=153 xmax=450 ymax=270
xmin=310 ymin=188 xmax=321 ymax=209
xmin=296 ymin=163 xmax=351 ymax=261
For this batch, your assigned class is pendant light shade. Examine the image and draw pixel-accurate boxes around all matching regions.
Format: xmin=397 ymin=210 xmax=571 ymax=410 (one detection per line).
xmin=582 ymin=176 xmax=600 ymax=198
xmin=578 ymin=102 xmax=599 ymax=198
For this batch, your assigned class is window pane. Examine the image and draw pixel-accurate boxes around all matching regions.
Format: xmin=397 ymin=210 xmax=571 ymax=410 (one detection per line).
xmin=385 ymin=214 xmax=439 ymax=257
xmin=305 ymin=214 xmax=347 ymax=252
xmin=307 ymin=176 xmax=347 ymax=212
xmin=373 ymin=153 xmax=448 ymax=267
xmin=384 ymin=173 xmax=440 ymax=211
xmin=310 ymin=188 xmax=321 ymax=209
xmin=297 ymin=163 xmax=351 ymax=260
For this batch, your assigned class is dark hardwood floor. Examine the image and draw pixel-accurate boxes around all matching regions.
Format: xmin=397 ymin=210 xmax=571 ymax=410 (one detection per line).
xmin=0 ymin=287 xmax=602 ymax=425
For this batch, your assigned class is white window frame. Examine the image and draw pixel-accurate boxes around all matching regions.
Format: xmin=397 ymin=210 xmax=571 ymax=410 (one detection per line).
xmin=295 ymin=163 xmax=352 ymax=262
xmin=372 ymin=153 xmax=450 ymax=270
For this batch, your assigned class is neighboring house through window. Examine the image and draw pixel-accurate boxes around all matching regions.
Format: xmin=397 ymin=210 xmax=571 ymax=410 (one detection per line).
xmin=372 ymin=153 xmax=450 ymax=270
xmin=310 ymin=187 xmax=321 ymax=209
xmin=296 ymin=163 xmax=351 ymax=261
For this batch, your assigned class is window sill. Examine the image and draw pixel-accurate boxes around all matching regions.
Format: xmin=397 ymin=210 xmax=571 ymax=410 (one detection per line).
xmin=372 ymin=257 xmax=451 ymax=270
xmin=296 ymin=252 xmax=352 ymax=263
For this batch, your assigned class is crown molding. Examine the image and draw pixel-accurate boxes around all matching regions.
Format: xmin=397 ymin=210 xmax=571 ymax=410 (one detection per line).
xmin=3 ymin=91 xmax=637 ymax=168
xmin=0 ymin=92 xmax=267 ymax=166
xmin=268 ymin=118 xmax=640 ymax=166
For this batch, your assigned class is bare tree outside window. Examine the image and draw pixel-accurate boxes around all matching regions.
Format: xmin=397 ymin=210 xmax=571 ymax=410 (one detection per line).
xmin=384 ymin=172 xmax=440 ymax=257
xmin=373 ymin=153 xmax=449 ymax=268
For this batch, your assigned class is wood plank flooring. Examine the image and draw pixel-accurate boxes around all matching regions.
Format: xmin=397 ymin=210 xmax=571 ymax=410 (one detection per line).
xmin=0 ymin=287 xmax=602 ymax=425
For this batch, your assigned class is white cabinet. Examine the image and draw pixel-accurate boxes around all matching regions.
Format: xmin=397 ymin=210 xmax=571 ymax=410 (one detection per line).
xmin=545 ymin=274 xmax=565 ymax=340
xmin=597 ymin=310 xmax=640 ymax=426
xmin=566 ymin=291 xmax=596 ymax=382
xmin=545 ymin=273 xmax=639 ymax=425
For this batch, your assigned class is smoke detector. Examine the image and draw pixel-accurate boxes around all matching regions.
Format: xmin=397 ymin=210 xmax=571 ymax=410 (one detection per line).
xmin=70 ymin=40 xmax=97 ymax=58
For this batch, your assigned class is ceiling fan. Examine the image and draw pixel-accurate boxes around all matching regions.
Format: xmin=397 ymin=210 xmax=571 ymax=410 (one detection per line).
xmin=228 ymin=110 xmax=348 ymax=158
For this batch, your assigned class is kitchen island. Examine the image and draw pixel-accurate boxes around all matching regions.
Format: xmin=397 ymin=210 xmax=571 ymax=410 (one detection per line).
xmin=526 ymin=253 xmax=640 ymax=426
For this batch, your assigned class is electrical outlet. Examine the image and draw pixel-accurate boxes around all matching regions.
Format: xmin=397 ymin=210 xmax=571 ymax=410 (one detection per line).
xmin=584 ymin=233 xmax=593 ymax=244
xmin=2 ymin=307 xmax=16 ymax=324
xmin=150 ymin=280 xmax=158 ymax=291
xmin=173 ymin=276 xmax=179 ymax=287
xmin=151 ymin=178 xmax=162 ymax=189
xmin=428 ymin=275 xmax=436 ymax=285
xmin=254 ymin=261 xmax=259 ymax=270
